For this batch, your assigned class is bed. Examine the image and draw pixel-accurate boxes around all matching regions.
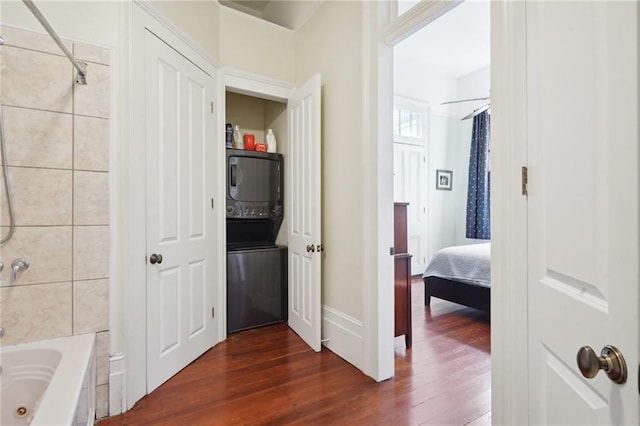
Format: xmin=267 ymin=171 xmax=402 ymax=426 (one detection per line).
xmin=422 ymin=243 xmax=491 ymax=313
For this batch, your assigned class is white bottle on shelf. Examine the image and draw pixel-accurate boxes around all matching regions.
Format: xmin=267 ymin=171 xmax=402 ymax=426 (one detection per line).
xmin=266 ymin=128 xmax=277 ymax=153
xmin=233 ymin=125 xmax=244 ymax=149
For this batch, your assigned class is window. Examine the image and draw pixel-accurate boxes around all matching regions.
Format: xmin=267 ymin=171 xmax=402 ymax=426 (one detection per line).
xmin=393 ymin=108 xmax=424 ymax=139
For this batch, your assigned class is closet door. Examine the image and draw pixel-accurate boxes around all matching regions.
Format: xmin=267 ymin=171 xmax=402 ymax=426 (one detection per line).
xmin=287 ymin=74 xmax=322 ymax=351
xmin=145 ymin=29 xmax=219 ymax=392
xmin=526 ymin=1 xmax=639 ymax=423
xmin=393 ymin=142 xmax=428 ymax=274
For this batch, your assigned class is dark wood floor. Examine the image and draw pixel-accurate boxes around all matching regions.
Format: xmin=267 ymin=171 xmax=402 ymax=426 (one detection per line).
xmin=101 ymin=280 xmax=491 ymax=425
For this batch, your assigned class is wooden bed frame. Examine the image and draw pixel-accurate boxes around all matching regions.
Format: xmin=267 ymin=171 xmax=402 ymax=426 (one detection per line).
xmin=423 ymin=276 xmax=490 ymax=313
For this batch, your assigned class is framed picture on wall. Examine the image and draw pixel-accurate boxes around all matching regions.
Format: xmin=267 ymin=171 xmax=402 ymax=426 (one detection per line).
xmin=436 ymin=169 xmax=453 ymax=191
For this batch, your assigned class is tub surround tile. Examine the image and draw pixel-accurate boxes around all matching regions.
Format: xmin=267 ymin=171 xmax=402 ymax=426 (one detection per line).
xmin=1 ymin=46 xmax=73 ymax=113
xmin=0 ymin=167 xmax=72 ymax=226
xmin=1 ymin=106 xmax=72 ymax=169
xmin=74 ymin=171 xmax=109 ymax=225
xmin=1 ymin=29 xmax=113 ymax=400
xmin=73 ymin=226 xmax=109 ymax=280
xmin=0 ymin=226 xmax=72 ymax=286
xmin=74 ymin=116 xmax=110 ymax=171
xmin=0 ymin=25 xmax=72 ymax=56
xmin=0 ymin=282 xmax=72 ymax=345
xmin=96 ymin=384 xmax=109 ymax=419
xmin=74 ymin=62 xmax=110 ymax=119
xmin=73 ymin=42 xmax=111 ymax=66
xmin=73 ymin=279 xmax=109 ymax=334
xmin=96 ymin=331 xmax=110 ymax=385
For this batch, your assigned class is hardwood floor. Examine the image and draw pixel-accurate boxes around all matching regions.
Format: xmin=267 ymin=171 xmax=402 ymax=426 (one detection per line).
xmin=100 ymin=280 xmax=490 ymax=425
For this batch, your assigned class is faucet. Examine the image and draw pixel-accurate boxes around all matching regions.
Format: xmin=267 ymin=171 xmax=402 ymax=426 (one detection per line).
xmin=11 ymin=258 xmax=29 ymax=282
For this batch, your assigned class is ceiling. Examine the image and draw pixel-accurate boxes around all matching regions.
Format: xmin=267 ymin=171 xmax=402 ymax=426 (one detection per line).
xmin=219 ymin=0 xmax=269 ymax=18
xmin=220 ymin=0 xmax=322 ymax=30
xmin=394 ymin=0 xmax=490 ymax=78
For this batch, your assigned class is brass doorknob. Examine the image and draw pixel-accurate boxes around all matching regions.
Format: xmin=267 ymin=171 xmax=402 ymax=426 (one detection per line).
xmin=149 ymin=253 xmax=163 ymax=264
xmin=576 ymin=345 xmax=627 ymax=384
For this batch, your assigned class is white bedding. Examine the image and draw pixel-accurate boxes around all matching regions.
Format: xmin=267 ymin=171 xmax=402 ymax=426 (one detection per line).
xmin=422 ymin=243 xmax=491 ymax=288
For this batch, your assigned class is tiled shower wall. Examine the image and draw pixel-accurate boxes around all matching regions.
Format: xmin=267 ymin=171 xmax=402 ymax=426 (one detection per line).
xmin=0 ymin=25 xmax=110 ymax=418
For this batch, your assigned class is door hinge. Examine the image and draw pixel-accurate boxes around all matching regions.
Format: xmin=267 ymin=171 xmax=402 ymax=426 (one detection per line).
xmin=211 ymin=307 xmax=215 ymax=319
xmin=210 ymin=101 xmax=214 ymax=114
xmin=522 ymin=166 xmax=528 ymax=196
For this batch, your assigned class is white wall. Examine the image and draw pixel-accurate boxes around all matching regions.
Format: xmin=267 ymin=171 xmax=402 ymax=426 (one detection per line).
xmin=295 ymin=0 xmax=365 ymax=320
xmin=220 ymin=6 xmax=295 ymax=82
xmin=150 ymin=0 xmax=220 ymax=60
xmin=1 ymin=1 xmax=121 ymax=46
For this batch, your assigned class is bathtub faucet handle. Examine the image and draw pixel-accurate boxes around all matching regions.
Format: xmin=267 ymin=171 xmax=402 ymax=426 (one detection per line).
xmin=11 ymin=258 xmax=29 ymax=282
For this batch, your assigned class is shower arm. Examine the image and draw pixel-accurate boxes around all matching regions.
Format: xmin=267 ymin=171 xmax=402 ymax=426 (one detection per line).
xmin=22 ymin=0 xmax=87 ymax=85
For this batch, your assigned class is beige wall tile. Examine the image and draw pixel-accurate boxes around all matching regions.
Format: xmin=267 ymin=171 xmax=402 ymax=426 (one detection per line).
xmin=74 ymin=63 xmax=110 ymax=118
xmin=96 ymin=384 xmax=109 ymax=419
xmin=73 ymin=226 xmax=109 ymax=280
xmin=73 ymin=278 xmax=108 ymax=334
xmin=2 ymin=106 xmax=72 ymax=169
xmin=74 ymin=116 xmax=109 ymax=171
xmin=0 ymin=282 xmax=72 ymax=345
xmin=1 ymin=46 xmax=73 ymax=113
xmin=74 ymin=171 xmax=109 ymax=225
xmin=0 ymin=25 xmax=72 ymax=56
xmin=96 ymin=331 xmax=110 ymax=386
xmin=0 ymin=167 xmax=72 ymax=226
xmin=73 ymin=42 xmax=111 ymax=66
xmin=0 ymin=226 xmax=72 ymax=286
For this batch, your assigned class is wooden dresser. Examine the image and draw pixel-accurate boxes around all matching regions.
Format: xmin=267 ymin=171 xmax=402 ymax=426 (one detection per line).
xmin=394 ymin=202 xmax=412 ymax=349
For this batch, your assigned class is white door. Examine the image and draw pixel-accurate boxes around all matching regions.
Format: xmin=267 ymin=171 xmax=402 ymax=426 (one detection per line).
xmin=145 ymin=30 xmax=219 ymax=392
xmin=287 ymin=74 xmax=322 ymax=351
xmin=393 ymin=142 xmax=428 ymax=274
xmin=527 ymin=1 xmax=639 ymax=423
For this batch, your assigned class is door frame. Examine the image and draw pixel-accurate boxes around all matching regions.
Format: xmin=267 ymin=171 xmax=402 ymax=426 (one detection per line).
xmin=374 ymin=1 xmax=529 ymax=422
xmin=393 ymin=95 xmax=430 ymax=273
xmin=122 ymin=1 xmax=223 ymax=411
xmin=218 ymin=67 xmax=295 ymax=341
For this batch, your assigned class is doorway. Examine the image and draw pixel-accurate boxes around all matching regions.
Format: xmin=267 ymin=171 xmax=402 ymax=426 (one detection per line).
xmin=390 ymin=0 xmax=492 ymax=415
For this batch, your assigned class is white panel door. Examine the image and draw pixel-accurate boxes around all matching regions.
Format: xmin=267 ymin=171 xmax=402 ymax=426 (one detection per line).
xmin=527 ymin=1 xmax=639 ymax=423
xmin=145 ymin=30 xmax=218 ymax=392
xmin=393 ymin=142 xmax=427 ymax=274
xmin=287 ymin=74 xmax=322 ymax=351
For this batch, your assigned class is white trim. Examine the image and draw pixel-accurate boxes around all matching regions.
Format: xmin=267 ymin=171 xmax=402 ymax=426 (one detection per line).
xmin=362 ymin=0 xmax=395 ymax=382
xmin=222 ymin=67 xmax=294 ymax=102
xmin=321 ymin=306 xmax=364 ymax=368
xmin=384 ymin=0 xmax=463 ymax=46
xmin=108 ymin=353 xmax=126 ymax=416
xmin=490 ymin=1 xmax=529 ymax=424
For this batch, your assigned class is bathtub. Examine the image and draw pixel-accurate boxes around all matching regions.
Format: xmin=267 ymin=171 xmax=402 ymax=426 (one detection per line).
xmin=1 ymin=333 xmax=96 ymax=426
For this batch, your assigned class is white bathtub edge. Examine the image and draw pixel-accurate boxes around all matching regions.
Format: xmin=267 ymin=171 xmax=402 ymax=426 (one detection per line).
xmin=18 ymin=333 xmax=96 ymax=426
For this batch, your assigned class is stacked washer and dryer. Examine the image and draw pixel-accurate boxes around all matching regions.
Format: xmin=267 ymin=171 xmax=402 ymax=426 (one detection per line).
xmin=225 ymin=149 xmax=287 ymax=333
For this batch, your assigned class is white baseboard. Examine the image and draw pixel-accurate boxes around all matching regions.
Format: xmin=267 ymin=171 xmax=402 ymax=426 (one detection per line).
xmin=321 ymin=305 xmax=364 ymax=370
xmin=108 ymin=353 xmax=126 ymax=416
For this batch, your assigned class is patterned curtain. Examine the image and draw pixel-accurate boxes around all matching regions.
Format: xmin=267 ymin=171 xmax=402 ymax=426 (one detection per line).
xmin=466 ymin=110 xmax=491 ymax=239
